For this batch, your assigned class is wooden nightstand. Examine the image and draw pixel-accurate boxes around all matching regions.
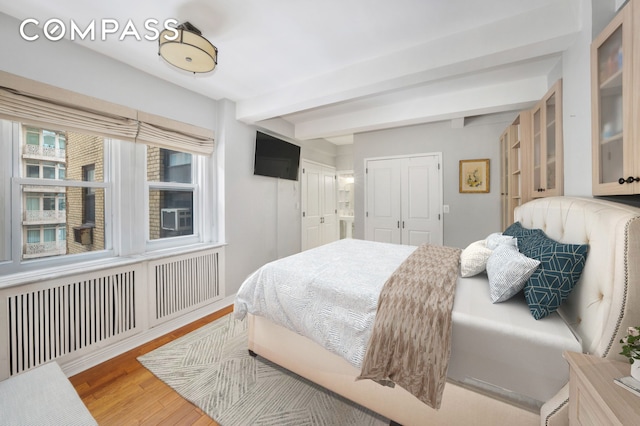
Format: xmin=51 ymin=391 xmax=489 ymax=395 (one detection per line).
xmin=564 ymin=351 xmax=640 ymax=425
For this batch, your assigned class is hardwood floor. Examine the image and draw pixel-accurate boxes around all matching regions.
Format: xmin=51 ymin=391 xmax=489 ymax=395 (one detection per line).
xmin=69 ymin=305 xmax=234 ymax=425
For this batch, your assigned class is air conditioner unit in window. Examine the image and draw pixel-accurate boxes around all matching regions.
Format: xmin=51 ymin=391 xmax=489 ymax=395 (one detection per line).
xmin=161 ymin=208 xmax=192 ymax=231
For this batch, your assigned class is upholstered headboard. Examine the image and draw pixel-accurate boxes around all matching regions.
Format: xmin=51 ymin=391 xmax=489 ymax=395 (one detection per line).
xmin=515 ymin=196 xmax=640 ymax=360
xmin=514 ymin=197 xmax=640 ymax=426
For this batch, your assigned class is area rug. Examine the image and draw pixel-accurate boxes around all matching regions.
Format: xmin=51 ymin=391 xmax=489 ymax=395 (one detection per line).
xmin=138 ymin=314 xmax=388 ymax=426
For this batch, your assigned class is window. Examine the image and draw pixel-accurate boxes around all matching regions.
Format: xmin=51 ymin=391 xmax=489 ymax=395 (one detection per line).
xmin=0 ymin=90 xmax=215 ymax=275
xmin=24 ymin=160 xmax=66 ymax=180
xmin=3 ymin=122 xmax=108 ymax=263
xmin=147 ymin=147 xmax=196 ymax=240
xmin=23 ymin=127 xmax=66 ymax=159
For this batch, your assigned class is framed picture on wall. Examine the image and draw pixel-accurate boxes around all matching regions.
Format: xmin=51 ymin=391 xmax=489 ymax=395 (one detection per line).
xmin=459 ymin=159 xmax=490 ymax=193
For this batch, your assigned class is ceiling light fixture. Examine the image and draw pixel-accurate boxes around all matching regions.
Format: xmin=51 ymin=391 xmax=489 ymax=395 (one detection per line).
xmin=158 ymin=22 xmax=217 ymax=73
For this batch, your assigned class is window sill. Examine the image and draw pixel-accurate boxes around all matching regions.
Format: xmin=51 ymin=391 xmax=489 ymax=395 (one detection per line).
xmin=0 ymin=242 xmax=226 ymax=290
xmin=135 ymin=242 xmax=226 ymax=262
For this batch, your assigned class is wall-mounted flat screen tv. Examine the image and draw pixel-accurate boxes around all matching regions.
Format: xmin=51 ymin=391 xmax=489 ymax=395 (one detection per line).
xmin=253 ymin=131 xmax=301 ymax=181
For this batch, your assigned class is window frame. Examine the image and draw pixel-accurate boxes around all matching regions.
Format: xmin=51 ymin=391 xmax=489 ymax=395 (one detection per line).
xmin=0 ymin=115 xmax=216 ymax=277
xmin=0 ymin=121 xmax=114 ymax=275
xmin=144 ymin=146 xmax=203 ymax=251
xmin=82 ymin=164 xmax=96 ymax=225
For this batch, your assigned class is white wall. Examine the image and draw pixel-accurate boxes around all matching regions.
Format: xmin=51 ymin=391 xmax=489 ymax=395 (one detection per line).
xmin=221 ymin=106 xmax=339 ymax=294
xmin=219 ymin=100 xmax=279 ymax=294
xmin=353 ymin=113 xmax=515 ymax=249
xmin=561 ymin=0 xmax=594 ymax=196
xmin=336 ymin=144 xmax=354 ymax=171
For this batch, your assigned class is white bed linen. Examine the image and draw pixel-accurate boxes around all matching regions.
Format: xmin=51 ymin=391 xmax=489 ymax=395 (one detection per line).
xmin=234 ymin=238 xmax=416 ymax=368
xmin=449 ymin=274 xmax=582 ymax=406
xmin=235 ymin=238 xmax=582 ymax=407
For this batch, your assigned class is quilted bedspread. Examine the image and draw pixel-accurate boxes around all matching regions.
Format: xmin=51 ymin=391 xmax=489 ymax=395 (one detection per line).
xmin=357 ymin=244 xmax=462 ymax=409
xmin=234 ymin=239 xmax=416 ymax=368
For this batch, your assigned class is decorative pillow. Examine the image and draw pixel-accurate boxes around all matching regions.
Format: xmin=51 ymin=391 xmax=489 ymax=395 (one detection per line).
xmin=485 ymin=232 xmax=517 ymax=250
xmin=502 ymin=222 xmax=544 ymax=253
xmin=460 ymin=240 xmax=492 ymax=277
xmin=486 ymin=244 xmax=540 ymax=303
xmin=520 ymin=232 xmax=589 ymax=320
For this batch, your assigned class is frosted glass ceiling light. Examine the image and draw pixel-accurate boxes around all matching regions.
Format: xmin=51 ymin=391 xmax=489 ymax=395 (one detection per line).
xmin=159 ymin=22 xmax=217 ymax=73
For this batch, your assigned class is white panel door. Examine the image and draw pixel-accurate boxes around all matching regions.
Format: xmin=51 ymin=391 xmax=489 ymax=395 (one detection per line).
xmin=365 ymin=154 xmax=442 ymax=246
xmin=365 ymin=159 xmax=402 ymax=244
xmin=302 ymin=162 xmax=322 ymax=250
xmin=401 ymin=155 xmax=442 ymax=246
xmin=302 ymin=161 xmax=337 ymax=251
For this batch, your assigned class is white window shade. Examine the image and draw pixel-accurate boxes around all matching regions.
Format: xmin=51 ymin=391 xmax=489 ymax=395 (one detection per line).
xmin=0 ymin=87 xmax=139 ymax=141
xmin=136 ymin=111 xmax=214 ymax=156
xmin=0 ymin=71 xmax=214 ymax=156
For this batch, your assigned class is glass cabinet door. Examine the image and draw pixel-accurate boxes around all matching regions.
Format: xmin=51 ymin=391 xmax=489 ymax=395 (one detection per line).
xmin=597 ymin=27 xmax=624 ymax=185
xmin=532 ymin=107 xmax=542 ymax=194
xmin=500 ymin=128 xmax=510 ymax=229
xmin=592 ymin=3 xmax=635 ymax=195
xmin=545 ymin=91 xmax=558 ymax=194
xmin=530 ymin=80 xmax=562 ymax=198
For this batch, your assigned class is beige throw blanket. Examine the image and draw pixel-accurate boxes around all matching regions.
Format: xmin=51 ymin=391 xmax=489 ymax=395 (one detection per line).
xmin=357 ymin=244 xmax=462 ymax=409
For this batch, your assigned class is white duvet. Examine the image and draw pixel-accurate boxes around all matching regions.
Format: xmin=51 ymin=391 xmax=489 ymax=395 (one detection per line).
xmin=234 ymin=238 xmax=416 ymax=368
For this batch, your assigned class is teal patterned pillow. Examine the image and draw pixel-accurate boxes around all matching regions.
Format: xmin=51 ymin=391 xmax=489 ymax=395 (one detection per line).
xmin=502 ymin=222 xmax=544 ymax=252
xmin=520 ymin=232 xmax=589 ymax=320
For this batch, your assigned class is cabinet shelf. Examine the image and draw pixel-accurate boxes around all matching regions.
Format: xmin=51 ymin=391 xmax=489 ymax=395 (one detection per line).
xmin=600 ymin=68 xmax=623 ymax=90
xmin=600 ymin=132 xmax=623 ymax=145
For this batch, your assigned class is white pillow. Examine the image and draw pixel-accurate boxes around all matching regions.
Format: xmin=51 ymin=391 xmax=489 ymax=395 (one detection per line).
xmin=486 ymin=244 xmax=540 ymax=303
xmin=460 ymin=240 xmax=492 ymax=277
xmin=485 ymin=232 xmax=517 ymax=250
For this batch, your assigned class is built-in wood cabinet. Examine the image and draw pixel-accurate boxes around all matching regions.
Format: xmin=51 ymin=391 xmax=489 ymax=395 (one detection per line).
xmin=591 ymin=1 xmax=639 ymax=195
xmin=530 ymin=79 xmax=563 ymax=198
xmin=499 ymin=112 xmax=531 ymax=228
xmin=499 ymin=80 xmax=562 ymax=226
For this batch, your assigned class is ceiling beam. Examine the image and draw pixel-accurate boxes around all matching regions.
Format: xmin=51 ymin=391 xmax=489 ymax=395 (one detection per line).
xmin=292 ymin=76 xmax=547 ymax=140
xmin=235 ymin=1 xmax=581 ymax=124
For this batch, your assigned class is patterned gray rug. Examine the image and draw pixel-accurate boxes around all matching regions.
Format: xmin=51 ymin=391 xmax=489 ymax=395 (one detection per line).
xmin=138 ymin=314 xmax=388 ymax=426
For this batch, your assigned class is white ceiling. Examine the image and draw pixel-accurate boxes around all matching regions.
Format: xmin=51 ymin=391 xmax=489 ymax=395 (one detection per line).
xmin=0 ymin=0 xmax=583 ymax=144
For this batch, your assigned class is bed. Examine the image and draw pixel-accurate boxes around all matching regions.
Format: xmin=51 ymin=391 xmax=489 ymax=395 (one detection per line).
xmin=234 ymin=196 xmax=640 ymax=426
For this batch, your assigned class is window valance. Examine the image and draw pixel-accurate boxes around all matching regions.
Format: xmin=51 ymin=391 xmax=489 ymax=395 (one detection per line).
xmin=136 ymin=111 xmax=214 ymax=156
xmin=0 ymin=71 xmax=214 ymax=155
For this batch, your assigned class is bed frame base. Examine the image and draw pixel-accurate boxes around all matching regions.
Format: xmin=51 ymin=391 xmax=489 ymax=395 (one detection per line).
xmin=248 ymin=314 xmax=538 ymax=426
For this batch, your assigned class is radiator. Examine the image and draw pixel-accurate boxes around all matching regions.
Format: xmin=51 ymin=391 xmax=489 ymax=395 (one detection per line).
xmin=1 ymin=247 xmax=224 ymax=378
xmin=150 ymin=249 xmax=222 ymax=325
xmin=5 ymin=268 xmax=138 ymax=376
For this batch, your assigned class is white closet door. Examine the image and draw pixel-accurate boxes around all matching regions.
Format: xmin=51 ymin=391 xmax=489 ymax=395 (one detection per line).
xmin=365 ymin=154 xmax=442 ymax=246
xmin=365 ymin=158 xmax=402 ymax=244
xmin=302 ymin=160 xmax=337 ymax=251
xmin=302 ymin=162 xmax=322 ymax=250
xmin=401 ymin=155 xmax=442 ymax=246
